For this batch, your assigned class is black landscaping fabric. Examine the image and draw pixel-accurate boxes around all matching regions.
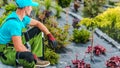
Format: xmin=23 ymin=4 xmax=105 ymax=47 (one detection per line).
xmin=46 ymin=12 xmax=120 ymax=68
xmin=0 ymin=3 xmax=120 ymax=68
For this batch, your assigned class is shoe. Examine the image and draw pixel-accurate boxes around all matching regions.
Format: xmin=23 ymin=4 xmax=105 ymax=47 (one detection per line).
xmin=35 ymin=59 xmax=50 ymax=67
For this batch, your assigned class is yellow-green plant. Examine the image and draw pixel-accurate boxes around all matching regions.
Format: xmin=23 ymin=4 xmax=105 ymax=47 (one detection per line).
xmin=79 ymin=7 xmax=120 ymax=43
xmin=33 ymin=0 xmax=41 ymax=4
xmin=0 ymin=15 xmax=6 ymax=26
xmin=78 ymin=18 xmax=95 ymax=29
xmin=95 ymin=7 xmax=120 ymax=42
xmin=44 ymin=0 xmax=52 ymax=11
xmin=0 ymin=3 xmax=16 ymax=26
xmin=55 ymin=4 xmax=62 ymax=18
xmin=32 ymin=0 xmax=42 ymax=18
xmin=79 ymin=7 xmax=120 ymax=29
xmin=0 ymin=12 xmax=12 ymax=26
xmin=0 ymin=0 xmax=3 ymax=8
xmin=32 ymin=6 xmax=40 ymax=18
xmin=39 ymin=0 xmax=53 ymax=18
xmin=5 ymin=4 xmax=17 ymax=13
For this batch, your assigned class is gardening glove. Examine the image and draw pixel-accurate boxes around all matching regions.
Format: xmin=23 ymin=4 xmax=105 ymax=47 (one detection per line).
xmin=47 ymin=33 xmax=57 ymax=48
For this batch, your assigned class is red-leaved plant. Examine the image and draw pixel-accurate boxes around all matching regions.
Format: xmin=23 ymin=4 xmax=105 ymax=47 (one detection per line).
xmin=72 ymin=18 xmax=80 ymax=29
xmin=65 ymin=54 xmax=91 ymax=68
xmin=86 ymin=44 xmax=106 ymax=56
xmin=106 ymin=56 xmax=120 ymax=68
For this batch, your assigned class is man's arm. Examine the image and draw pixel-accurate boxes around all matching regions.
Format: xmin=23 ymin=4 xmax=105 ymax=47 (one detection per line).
xmin=12 ymin=36 xmax=29 ymax=52
xmin=29 ymin=19 xmax=50 ymax=35
xmin=29 ymin=18 xmax=57 ymax=48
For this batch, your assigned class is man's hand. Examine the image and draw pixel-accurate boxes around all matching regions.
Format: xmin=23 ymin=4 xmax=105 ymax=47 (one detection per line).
xmin=47 ymin=34 xmax=57 ymax=48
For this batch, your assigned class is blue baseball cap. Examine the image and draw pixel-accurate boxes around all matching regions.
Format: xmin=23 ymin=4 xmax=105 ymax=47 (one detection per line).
xmin=16 ymin=0 xmax=39 ymax=8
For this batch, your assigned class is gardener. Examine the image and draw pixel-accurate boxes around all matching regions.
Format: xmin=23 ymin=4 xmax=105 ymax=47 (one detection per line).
xmin=0 ymin=0 xmax=57 ymax=68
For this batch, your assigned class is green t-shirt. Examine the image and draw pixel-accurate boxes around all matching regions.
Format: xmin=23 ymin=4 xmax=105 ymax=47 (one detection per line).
xmin=0 ymin=11 xmax=31 ymax=44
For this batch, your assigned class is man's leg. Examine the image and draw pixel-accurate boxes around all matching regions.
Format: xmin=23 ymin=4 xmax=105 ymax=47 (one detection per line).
xmin=16 ymin=52 xmax=35 ymax=68
xmin=24 ymin=27 xmax=50 ymax=67
xmin=24 ymin=27 xmax=44 ymax=58
xmin=30 ymin=33 xmax=43 ymax=58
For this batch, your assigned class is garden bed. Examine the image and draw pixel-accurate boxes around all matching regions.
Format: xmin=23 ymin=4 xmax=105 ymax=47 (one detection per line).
xmin=47 ymin=33 xmax=120 ymax=68
xmin=0 ymin=0 xmax=120 ymax=68
xmin=46 ymin=11 xmax=120 ymax=68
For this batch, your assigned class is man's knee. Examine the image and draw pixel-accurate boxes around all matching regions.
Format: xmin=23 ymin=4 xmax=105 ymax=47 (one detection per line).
xmin=16 ymin=52 xmax=35 ymax=63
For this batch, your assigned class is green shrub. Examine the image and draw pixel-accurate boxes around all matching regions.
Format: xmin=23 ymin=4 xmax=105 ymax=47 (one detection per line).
xmin=73 ymin=29 xmax=90 ymax=43
xmin=44 ymin=48 xmax=60 ymax=65
xmin=32 ymin=6 xmax=40 ymax=19
xmin=55 ymin=4 xmax=62 ymax=18
xmin=0 ymin=4 xmax=16 ymax=26
xmin=44 ymin=0 xmax=52 ymax=11
xmin=0 ymin=15 xmax=6 ymax=26
xmin=0 ymin=12 xmax=12 ymax=26
xmin=79 ymin=7 xmax=120 ymax=43
xmin=58 ymin=0 xmax=72 ymax=8
xmin=83 ymin=0 xmax=106 ymax=18
xmin=78 ymin=18 xmax=95 ymax=30
xmin=0 ymin=0 xmax=3 ymax=8
xmin=5 ymin=4 xmax=17 ymax=13
xmin=3 ymin=0 xmax=8 ymax=5
xmin=109 ymin=0 xmax=115 ymax=6
xmin=115 ymin=2 xmax=120 ymax=6
xmin=45 ymin=17 xmax=70 ymax=48
xmin=94 ymin=7 xmax=120 ymax=43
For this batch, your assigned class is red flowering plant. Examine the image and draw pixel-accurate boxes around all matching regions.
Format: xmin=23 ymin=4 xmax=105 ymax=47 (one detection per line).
xmin=106 ymin=56 xmax=120 ymax=68
xmin=86 ymin=44 xmax=106 ymax=56
xmin=65 ymin=54 xmax=91 ymax=68
xmin=65 ymin=65 xmax=71 ymax=68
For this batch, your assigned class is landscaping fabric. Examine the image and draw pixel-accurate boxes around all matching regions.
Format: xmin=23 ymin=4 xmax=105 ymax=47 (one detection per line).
xmin=0 ymin=9 xmax=120 ymax=68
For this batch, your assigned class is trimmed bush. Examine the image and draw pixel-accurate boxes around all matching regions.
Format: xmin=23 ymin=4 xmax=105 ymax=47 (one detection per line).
xmin=58 ymin=0 xmax=71 ymax=8
xmin=83 ymin=0 xmax=106 ymax=18
xmin=44 ymin=48 xmax=60 ymax=65
xmin=5 ymin=4 xmax=17 ymax=13
xmin=0 ymin=0 xmax=4 ymax=8
xmin=44 ymin=17 xmax=70 ymax=48
xmin=73 ymin=29 xmax=90 ymax=43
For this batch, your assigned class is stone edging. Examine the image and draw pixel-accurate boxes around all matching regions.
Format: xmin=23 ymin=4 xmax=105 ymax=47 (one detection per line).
xmin=63 ymin=9 xmax=120 ymax=49
xmin=95 ymin=28 xmax=120 ymax=49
